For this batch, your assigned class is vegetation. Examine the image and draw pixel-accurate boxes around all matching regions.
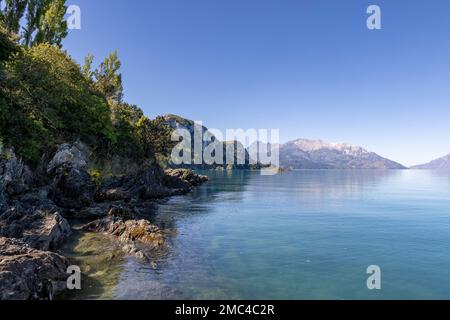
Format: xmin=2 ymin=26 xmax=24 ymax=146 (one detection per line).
xmin=0 ymin=1 xmax=174 ymax=166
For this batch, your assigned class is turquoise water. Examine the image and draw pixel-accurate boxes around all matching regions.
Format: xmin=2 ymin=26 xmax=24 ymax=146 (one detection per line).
xmin=108 ymin=170 xmax=450 ymax=299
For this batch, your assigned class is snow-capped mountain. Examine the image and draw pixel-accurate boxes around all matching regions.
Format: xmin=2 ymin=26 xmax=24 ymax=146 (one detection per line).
xmin=279 ymin=139 xmax=406 ymax=169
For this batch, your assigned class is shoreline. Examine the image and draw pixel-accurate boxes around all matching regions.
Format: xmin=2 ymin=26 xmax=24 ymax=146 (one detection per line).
xmin=0 ymin=142 xmax=208 ymax=300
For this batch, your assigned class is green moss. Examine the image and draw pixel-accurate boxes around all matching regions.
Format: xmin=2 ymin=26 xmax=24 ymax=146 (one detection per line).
xmin=88 ymin=169 xmax=103 ymax=186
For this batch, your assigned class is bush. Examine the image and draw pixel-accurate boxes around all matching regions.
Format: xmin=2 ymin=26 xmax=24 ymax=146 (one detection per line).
xmin=0 ymin=43 xmax=115 ymax=164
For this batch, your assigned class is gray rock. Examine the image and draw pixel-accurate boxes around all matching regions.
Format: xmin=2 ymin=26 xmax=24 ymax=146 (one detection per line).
xmin=164 ymin=168 xmax=208 ymax=187
xmin=46 ymin=142 xmax=89 ymax=175
xmin=0 ymin=148 xmax=33 ymax=197
xmin=47 ymin=143 xmax=95 ymax=209
xmin=0 ymin=237 xmax=69 ymax=300
xmin=0 ymin=205 xmax=71 ymax=251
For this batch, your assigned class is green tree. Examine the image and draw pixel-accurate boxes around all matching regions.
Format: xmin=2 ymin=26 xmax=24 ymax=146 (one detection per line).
xmin=0 ymin=0 xmax=28 ymax=34
xmin=93 ymin=50 xmax=123 ymax=104
xmin=33 ymin=0 xmax=67 ymax=47
xmin=82 ymin=53 xmax=94 ymax=81
xmin=135 ymin=116 xmax=175 ymax=159
xmin=1 ymin=0 xmax=68 ymax=47
xmin=1 ymin=43 xmax=115 ymax=163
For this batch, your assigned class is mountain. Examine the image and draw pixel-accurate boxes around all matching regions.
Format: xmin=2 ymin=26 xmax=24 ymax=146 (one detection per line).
xmin=162 ymin=116 xmax=406 ymax=170
xmin=411 ymin=154 xmax=450 ymax=170
xmin=163 ymin=115 xmax=262 ymax=169
xmin=279 ymin=139 xmax=406 ymax=169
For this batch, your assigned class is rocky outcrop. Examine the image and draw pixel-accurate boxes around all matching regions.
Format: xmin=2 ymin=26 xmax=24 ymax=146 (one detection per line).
xmin=0 ymin=140 xmax=209 ymax=299
xmin=47 ymin=143 xmax=95 ymax=210
xmin=82 ymin=209 xmax=165 ymax=260
xmin=96 ymin=165 xmax=206 ymax=203
xmin=0 ymin=205 xmax=71 ymax=251
xmin=164 ymin=168 xmax=209 ymax=187
xmin=0 ymin=237 xmax=69 ymax=300
xmin=0 ymin=149 xmax=34 ymax=213
xmin=163 ymin=114 xmax=260 ymax=170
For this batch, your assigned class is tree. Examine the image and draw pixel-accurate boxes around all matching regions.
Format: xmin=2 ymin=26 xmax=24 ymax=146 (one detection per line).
xmin=82 ymin=53 xmax=94 ymax=81
xmin=1 ymin=0 xmax=68 ymax=47
xmin=135 ymin=116 xmax=175 ymax=159
xmin=93 ymin=50 xmax=123 ymax=104
xmin=1 ymin=43 xmax=115 ymax=163
xmin=33 ymin=0 xmax=67 ymax=47
xmin=0 ymin=22 xmax=18 ymax=61
xmin=0 ymin=0 xmax=28 ymax=34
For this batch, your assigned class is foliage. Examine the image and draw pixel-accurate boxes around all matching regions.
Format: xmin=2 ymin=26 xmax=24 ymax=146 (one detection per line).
xmin=0 ymin=43 xmax=115 ymax=164
xmin=92 ymin=51 xmax=123 ymax=105
xmin=135 ymin=116 xmax=175 ymax=160
xmin=0 ymin=25 xmax=175 ymax=168
xmin=0 ymin=0 xmax=68 ymax=47
xmin=0 ymin=0 xmax=27 ymax=34
xmin=0 ymin=21 xmax=18 ymax=61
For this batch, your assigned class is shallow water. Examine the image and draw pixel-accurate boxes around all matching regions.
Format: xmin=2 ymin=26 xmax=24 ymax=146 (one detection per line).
xmin=66 ymin=170 xmax=450 ymax=300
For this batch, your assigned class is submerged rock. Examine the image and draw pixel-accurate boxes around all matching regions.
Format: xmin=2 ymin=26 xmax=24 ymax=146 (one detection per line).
xmin=82 ymin=211 xmax=165 ymax=260
xmin=0 ymin=237 xmax=69 ymax=300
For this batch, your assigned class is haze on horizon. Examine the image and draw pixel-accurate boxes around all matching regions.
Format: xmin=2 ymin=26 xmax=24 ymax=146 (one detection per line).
xmin=63 ymin=0 xmax=450 ymax=167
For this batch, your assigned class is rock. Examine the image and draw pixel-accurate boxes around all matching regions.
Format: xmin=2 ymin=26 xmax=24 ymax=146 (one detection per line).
xmin=95 ymin=187 xmax=131 ymax=202
xmin=96 ymin=163 xmax=186 ymax=202
xmin=0 ymin=190 xmax=7 ymax=214
xmin=82 ymin=215 xmax=164 ymax=259
xmin=65 ymin=203 xmax=112 ymax=219
xmin=164 ymin=168 xmax=209 ymax=187
xmin=0 ymin=205 xmax=71 ymax=251
xmin=46 ymin=142 xmax=89 ymax=175
xmin=0 ymin=237 xmax=69 ymax=300
xmin=47 ymin=143 xmax=95 ymax=210
xmin=0 ymin=148 xmax=33 ymax=197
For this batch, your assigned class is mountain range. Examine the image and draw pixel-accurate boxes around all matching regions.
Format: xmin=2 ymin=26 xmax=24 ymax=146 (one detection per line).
xmin=411 ymin=154 xmax=450 ymax=170
xmin=164 ymin=115 xmax=449 ymax=170
xmin=278 ymin=139 xmax=406 ymax=169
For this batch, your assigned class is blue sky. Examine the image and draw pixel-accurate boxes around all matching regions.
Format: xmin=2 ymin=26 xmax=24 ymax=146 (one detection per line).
xmin=63 ymin=0 xmax=450 ymax=166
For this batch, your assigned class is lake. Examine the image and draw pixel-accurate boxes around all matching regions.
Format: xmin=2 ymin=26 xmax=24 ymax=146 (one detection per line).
xmin=66 ymin=170 xmax=450 ymax=300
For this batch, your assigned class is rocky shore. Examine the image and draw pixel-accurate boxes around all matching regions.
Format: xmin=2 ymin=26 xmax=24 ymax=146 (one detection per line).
xmin=0 ymin=142 xmax=208 ymax=300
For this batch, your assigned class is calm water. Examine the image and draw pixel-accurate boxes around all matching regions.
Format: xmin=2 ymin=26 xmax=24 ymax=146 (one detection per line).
xmin=68 ymin=170 xmax=450 ymax=300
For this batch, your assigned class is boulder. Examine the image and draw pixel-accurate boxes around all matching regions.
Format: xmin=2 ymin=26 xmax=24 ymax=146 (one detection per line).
xmin=47 ymin=143 xmax=95 ymax=210
xmin=0 ymin=237 xmax=69 ymax=300
xmin=46 ymin=142 xmax=89 ymax=174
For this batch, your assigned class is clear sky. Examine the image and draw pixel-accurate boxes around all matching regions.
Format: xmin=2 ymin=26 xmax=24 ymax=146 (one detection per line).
xmin=62 ymin=0 xmax=450 ymax=167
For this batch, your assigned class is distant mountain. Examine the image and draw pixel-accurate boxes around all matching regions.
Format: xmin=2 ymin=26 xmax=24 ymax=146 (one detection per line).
xmin=411 ymin=154 xmax=450 ymax=170
xmin=163 ymin=115 xmax=262 ymax=169
xmin=279 ymin=139 xmax=406 ymax=169
xmin=161 ymin=117 xmax=406 ymax=170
